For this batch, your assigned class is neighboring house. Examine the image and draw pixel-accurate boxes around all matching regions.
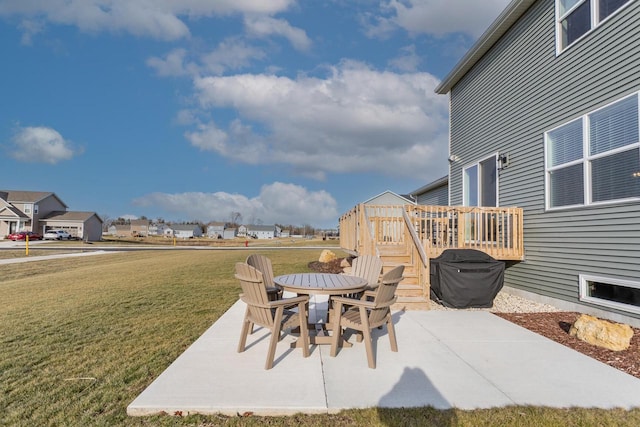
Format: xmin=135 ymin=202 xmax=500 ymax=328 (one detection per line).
xmin=0 ymin=190 xmax=103 ymax=241
xmin=148 ymin=223 xmax=169 ymax=236
xmin=107 ymin=224 xmax=131 ymax=237
xmin=363 ymin=190 xmax=415 ymax=206
xmin=245 ymin=225 xmax=280 ymax=239
xmin=207 ymin=222 xmax=226 ymax=238
xmin=42 ymin=211 xmax=103 ymax=241
xmin=171 ymin=224 xmax=203 ymax=239
xmin=434 ymin=0 xmax=640 ymax=325
xmin=223 ymin=228 xmax=237 ymax=239
xmin=130 ymin=219 xmax=150 ymax=237
xmin=237 ymin=225 xmax=248 ymax=237
xmin=410 ymin=176 xmax=448 ymax=206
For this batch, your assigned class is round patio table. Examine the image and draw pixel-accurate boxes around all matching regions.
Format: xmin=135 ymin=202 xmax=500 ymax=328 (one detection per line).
xmin=274 ymin=273 xmax=367 ymax=295
xmin=273 ymin=273 xmax=367 ymax=346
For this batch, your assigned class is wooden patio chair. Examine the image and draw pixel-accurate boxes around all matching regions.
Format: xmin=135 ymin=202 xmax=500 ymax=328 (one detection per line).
xmin=235 ymin=262 xmax=310 ymax=370
xmin=350 ymin=254 xmax=384 ymax=291
xmin=329 ymin=265 xmax=404 ymax=369
xmin=246 ymin=253 xmax=282 ymax=301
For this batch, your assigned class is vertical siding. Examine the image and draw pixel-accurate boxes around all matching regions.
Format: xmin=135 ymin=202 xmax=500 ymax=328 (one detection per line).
xmin=448 ymin=0 xmax=640 ymax=319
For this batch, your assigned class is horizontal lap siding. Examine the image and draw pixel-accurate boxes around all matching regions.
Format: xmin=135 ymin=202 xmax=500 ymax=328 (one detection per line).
xmin=448 ymin=0 xmax=640 ymax=319
xmin=416 ymin=185 xmax=448 ymax=206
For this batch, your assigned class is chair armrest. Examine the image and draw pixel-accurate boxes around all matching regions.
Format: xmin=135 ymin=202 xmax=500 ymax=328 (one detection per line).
xmin=331 ymin=296 xmax=376 ymax=309
xmin=268 ymin=295 xmax=309 ymax=308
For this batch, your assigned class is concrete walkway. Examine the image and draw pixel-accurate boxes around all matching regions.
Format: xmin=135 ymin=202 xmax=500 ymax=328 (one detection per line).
xmin=128 ymin=296 xmax=640 ymax=416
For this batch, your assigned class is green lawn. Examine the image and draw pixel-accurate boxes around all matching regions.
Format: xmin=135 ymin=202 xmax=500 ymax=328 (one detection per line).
xmin=1 ymin=249 xmax=639 ymax=426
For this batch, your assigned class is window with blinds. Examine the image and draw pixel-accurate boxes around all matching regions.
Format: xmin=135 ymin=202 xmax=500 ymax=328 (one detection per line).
xmin=545 ymin=92 xmax=640 ymax=209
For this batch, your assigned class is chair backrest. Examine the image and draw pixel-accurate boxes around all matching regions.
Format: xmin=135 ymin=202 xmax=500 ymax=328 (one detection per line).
xmin=235 ymin=262 xmax=273 ymax=328
xmin=369 ymin=265 xmax=404 ymax=324
xmin=350 ymin=255 xmax=383 ymax=287
xmin=246 ymin=254 xmax=275 ymax=288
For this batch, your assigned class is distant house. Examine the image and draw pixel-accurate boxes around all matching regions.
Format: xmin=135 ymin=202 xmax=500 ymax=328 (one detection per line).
xmin=42 ymin=211 xmax=103 ymax=241
xmin=237 ymin=225 xmax=248 ymax=237
xmin=245 ymin=224 xmax=280 ymax=239
xmin=223 ymin=228 xmax=237 ymax=239
xmin=363 ymin=190 xmax=415 ymax=206
xmin=207 ymin=222 xmax=226 ymax=238
xmin=130 ymin=219 xmax=150 ymax=237
xmin=148 ymin=223 xmax=169 ymax=236
xmin=0 ymin=190 xmax=102 ymax=241
xmin=171 ymin=224 xmax=203 ymax=239
xmin=107 ymin=224 xmax=131 ymax=237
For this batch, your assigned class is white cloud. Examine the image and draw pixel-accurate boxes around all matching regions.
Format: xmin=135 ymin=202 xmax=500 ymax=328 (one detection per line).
xmin=368 ymin=0 xmax=511 ymax=39
xmin=388 ymin=44 xmax=421 ymax=72
xmin=244 ymin=16 xmax=312 ymax=51
xmin=9 ymin=126 xmax=79 ymax=164
xmin=188 ymin=60 xmax=449 ymax=180
xmin=147 ymin=39 xmax=266 ymax=77
xmin=132 ymin=182 xmax=338 ymax=226
xmin=0 ymin=0 xmax=297 ymax=41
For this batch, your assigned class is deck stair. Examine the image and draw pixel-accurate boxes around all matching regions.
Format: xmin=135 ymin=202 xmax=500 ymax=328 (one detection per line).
xmin=376 ymin=244 xmax=430 ymax=310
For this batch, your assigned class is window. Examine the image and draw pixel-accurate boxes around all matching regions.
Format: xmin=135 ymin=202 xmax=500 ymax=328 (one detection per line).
xmin=23 ymin=204 xmax=32 ymax=214
xmin=463 ymin=155 xmax=498 ymax=207
xmin=545 ymin=93 xmax=640 ymax=209
xmin=556 ymin=0 xmax=632 ymax=52
xmin=580 ymin=274 xmax=640 ymax=314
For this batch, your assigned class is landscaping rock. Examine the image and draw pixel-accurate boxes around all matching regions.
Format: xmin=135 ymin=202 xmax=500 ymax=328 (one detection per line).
xmin=318 ymin=250 xmax=337 ymax=263
xmin=569 ymin=314 xmax=634 ymax=351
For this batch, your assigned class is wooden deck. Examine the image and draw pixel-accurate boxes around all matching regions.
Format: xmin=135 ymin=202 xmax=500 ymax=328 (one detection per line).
xmin=338 ymin=204 xmax=524 ymax=309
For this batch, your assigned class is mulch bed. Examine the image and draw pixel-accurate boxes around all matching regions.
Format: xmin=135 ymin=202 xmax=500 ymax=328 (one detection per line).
xmin=309 ymin=259 xmax=640 ymax=380
xmin=494 ymin=312 xmax=640 ymax=380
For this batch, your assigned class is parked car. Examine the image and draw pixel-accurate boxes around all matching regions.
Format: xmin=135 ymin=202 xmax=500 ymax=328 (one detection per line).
xmin=7 ymin=231 xmax=42 ymax=241
xmin=43 ymin=229 xmax=72 ymax=240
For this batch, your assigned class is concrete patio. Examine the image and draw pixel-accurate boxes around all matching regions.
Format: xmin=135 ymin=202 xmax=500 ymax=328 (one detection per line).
xmin=128 ymin=295 xmax=640 ymax=417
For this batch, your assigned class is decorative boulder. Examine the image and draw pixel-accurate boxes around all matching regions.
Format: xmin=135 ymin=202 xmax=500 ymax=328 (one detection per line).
xmin=569 ymin=314 xmax=634 ymax=351
xmin=318 ymin=250 xmax=337 ymax=263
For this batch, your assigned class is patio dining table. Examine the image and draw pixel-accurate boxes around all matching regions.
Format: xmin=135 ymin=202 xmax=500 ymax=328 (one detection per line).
xmin=273 ymin=273 xmax=367 ymax=346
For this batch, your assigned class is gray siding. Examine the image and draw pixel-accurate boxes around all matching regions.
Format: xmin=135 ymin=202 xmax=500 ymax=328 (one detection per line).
xmin=447 ymin=0 xmax=640 ymax=319
xmin=416 ymin=185 xmax=448 ymax=206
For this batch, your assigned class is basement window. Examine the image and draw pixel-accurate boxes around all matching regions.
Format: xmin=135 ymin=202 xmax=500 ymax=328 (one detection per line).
xmin=579 ymin=274 xmax=640 ymax=315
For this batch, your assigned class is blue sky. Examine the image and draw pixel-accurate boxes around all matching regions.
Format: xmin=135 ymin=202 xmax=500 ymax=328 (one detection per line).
xmin=0 ymin=0 xmax=510 ymax=228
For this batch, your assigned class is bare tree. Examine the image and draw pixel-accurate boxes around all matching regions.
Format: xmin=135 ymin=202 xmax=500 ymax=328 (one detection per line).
xmin=229 ymin=211 xmax=242 ymax=226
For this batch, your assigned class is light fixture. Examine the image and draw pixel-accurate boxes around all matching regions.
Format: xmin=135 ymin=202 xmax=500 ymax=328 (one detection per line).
xmin=448 ymin=154 xmax=460 ymax=163
xmin=497 ymin=153 xmax=510 ymax=171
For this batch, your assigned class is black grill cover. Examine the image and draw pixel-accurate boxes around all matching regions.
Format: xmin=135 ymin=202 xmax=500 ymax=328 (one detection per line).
xmin=430 ymin=249 xmax=505 ymax=309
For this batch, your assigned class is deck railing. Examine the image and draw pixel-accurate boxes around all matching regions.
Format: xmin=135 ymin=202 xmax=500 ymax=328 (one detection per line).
xmin=339 ymin=204 xmax=524 ymax=261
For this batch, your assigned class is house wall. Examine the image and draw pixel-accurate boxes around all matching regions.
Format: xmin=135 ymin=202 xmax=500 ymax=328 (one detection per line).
xmin=416 ymin=184 xmax=448 ymax=206
xmin=447 ymin=0 xmax=640 ymax=321
xmin=33 ymin=195 xmax=66 ymax=233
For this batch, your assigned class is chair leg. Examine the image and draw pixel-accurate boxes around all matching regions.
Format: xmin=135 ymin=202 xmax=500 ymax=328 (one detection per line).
xmin=387 ymin=315 xmax=398 ymax=352
xmin=238 ymin=317 xmax=251 ymax=353
xmin=359 ymin=307 xmax=375 ymax=369
xmin=265 ymin=307 xmax=285 ymax=370
xmin=298 ymin=301 xmax=310 ymax=358
xmin=330 ymin=301 xmax=344 ymax=357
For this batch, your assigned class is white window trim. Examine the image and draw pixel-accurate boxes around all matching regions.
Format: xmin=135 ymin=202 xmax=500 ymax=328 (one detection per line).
xmin=462 ymin=153 xmax=500 ymax=207
xmin=544 ymin=91 xmax=640 ymax=211
xmin=555 ymin=0 xmax=634 ymax=55
xmin=579 ymin=274 xmax=640 ymax=315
